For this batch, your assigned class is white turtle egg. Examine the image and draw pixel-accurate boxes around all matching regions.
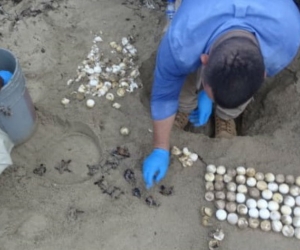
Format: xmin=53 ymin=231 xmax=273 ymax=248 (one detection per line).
xmin=255 ymin=172 xmax=265 ymax=181
xmin=265 ymin=173 xmax=275 ymax=182
xmin=246 ymin=167 xmax=256 ymax=177
xmin=284 ymin=196 xmax=296 ymax=207
xmin=281 ymin=215 xmax=293 ymax=225
xmin=257 ymin=199 xmax=268 ymax=209
xmin=236 ymin=175 xmax=246 ymax=184
xmin=236 ymin=193 xmax=246 ymax=203
xmin=237 ymin=184 xmax=248 ymax=194
xmin=216 ymin=209 xmax=227 ymax=221
xmin=281 ymin=205 xmax=292 ymax=215
xmin=246 ymin=177 xmax=257 ymax=187
xmin=259 ymin=208 xmax=270 ymax=220
xmin=189 ymin=153 xmax=198 ymax=162
xmin=282 ymin=225 xmax=295 ymax=237
xmin=290 ymin=185 xmax=299 ymax=196
xmin=86 ymin=99 xmax=95 ymax=108
xmin=206 ymin=164 xmax=217 ymax=174
xmin=256 ymin=181 xmax=268 ymax=191
xmin=270 ymin=211 xmax=281 ymax=221
xmin=272 ymin=220 xmax=283 ymax=233
xmin=223 ymin=174 xmax=232 ymax=183
xmin=262 ymin=190 xmax=273 ymax=200
xmin=296 ymin=196 xmax=300 ymax=206
xmin=273 ymin=193 xmax=284 ymax=204
xmin=216 ymin=165 xmax=226 ymax=175
xmin=227 ymin=182 xmax=237 ymax=192
xmin=226 ymin=192 xmax=236 ymax=202
xmin=236 ymin=166 xmax=246 ymax=175
xmin=268 ymin=182 xmax=279 ymax=192
xmin=182 ymin=147 xmax=190 ymax=156
xmin=295 ymin=228 xmax=300 ymax=239
xmin=205 ymin=173 xmax=215 ymax=182
xmin=275 ymin=174 xmax=285 ymax=184
xmin=294 ymin=207 xmax=300 ymax=217
xmin=296 ymin=176 xmax=300 ymax=186
xmin=279 ymin=183 xmax=289 ymax=194
xmin=293 ymin=217 xmax=300 ymax=228
xmin=248 ymin=208 xmax=259 ymax=218
xmin=268 ymin=201 xmax=279 ymax=211
xmin=286 ymin=175 xmax=295 ymax=185
xmin=227 ymin=213 xmax=239 ymax=225
xmin=246 ymin=199 xmax=257 ymax=209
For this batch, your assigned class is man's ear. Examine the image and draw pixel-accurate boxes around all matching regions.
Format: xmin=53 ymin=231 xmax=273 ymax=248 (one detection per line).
xmin=201 ymin=54 xmax=209 ymax=65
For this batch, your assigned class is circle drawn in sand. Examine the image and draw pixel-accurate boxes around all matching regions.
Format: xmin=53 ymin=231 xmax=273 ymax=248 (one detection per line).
xmin=37 ymin=121 xmax=101 ymax=185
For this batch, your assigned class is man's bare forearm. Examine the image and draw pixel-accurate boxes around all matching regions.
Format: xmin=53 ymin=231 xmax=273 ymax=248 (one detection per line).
xmin=153 ymin=114 xmax=175 ymax=151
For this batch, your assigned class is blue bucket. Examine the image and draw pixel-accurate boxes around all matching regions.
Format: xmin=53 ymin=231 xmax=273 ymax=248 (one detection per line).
xmin=0 ymin=49 xmax=37 ymax=145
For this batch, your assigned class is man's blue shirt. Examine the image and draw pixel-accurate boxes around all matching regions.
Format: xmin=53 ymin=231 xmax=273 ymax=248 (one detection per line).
xmin=151 ymin=0 xmax=300 ymax=120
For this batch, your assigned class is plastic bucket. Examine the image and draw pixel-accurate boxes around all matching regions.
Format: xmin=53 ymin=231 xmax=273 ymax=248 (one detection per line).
xmin=0 ymin=49 xmax=37 ymax=145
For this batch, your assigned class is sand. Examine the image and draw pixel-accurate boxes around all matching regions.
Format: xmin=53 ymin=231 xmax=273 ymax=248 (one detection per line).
xmin=0 ymin=0 xmax=300 ymax=249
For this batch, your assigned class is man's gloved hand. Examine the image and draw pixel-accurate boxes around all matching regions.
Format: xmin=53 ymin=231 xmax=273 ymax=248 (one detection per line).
xmin=0 ymin=70 xmax=12 ymax=85
xmin=142 ymin=148 xmax=170 ymax=189
xmin=189 ymin=90 xmax=213 ymax=127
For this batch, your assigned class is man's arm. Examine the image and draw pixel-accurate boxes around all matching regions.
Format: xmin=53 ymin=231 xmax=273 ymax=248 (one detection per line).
xmin=153 ymin=114 xmax=175 ymax=150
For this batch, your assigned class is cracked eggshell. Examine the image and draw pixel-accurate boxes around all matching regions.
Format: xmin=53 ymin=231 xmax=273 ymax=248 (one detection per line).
xmin=214 ymin=200 xmax=226 ymax=210
xmin=105 ymin=93 xmax=114 ymax=101
xmin=225 ymin=202 xmax=237 ymax=213
xmin=120 ymin=127 xmax=130 ymax=135
xmin=116 ymin=88 xmax=126 ymax=97
xmin=282 ymin=225 xmax=294 ymax=237
xmin=215 ymin=191 xmax=226 ymax=200
xmin=282 ymin=215 xmax=293 ymax=225
xmin=112 ymin=102 xmax=121 ymax=109
xmin=261 ymin=220 xmax=271 ymax=232
xmin=61 ymin=98 xmax=70 ymax=105
xmin=205 ymin=192 xmax=214 ymax=202
xmin=237 ymin=204 xmax=248 ymax=215
xmin=237 ymin=217 xmax=249 ymax=229
xmin=171 ymin=146 xmax=182 ymax=156
xmin=227 ymin=182 xmax=237 ymax=192
xmin=182 ymin=147 xmax=191 ymax=156
xmin=249 ymin=218 xmax=260 ymax=229
xmin=273 ymin=193 xmax=284 ymax=204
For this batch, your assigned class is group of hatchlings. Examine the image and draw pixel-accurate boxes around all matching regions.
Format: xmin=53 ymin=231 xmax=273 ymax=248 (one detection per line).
xmin=203 ymin=164 xmax=300 ymax=240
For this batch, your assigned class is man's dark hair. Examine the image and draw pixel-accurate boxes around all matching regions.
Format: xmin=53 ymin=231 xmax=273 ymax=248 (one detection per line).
xmin=203 ymin=36 xmax=265 ymax=109
xmin=0 ymin=77 xmax=3 ymax=89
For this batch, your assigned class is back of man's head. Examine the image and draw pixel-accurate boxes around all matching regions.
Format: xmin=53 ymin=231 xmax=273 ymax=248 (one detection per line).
xmin=203 ymin=36 xmax=265 ymax=109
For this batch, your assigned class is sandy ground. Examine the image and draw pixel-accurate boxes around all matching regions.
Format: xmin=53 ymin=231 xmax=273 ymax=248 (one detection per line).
xmin=0 ymin=0 xmax=300 ymax=249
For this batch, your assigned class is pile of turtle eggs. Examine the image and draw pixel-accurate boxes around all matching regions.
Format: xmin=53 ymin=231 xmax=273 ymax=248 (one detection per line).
xmin=204 ymin=164 xmax=300 ymax=239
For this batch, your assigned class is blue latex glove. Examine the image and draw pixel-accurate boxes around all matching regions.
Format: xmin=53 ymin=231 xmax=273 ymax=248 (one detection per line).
xmin=143 ymin=148 xmax=170 ymax=189
xmin=189 ymin=90 xmax=213 ymax=127
xmin=0 ymin=70 xmax=13 ymax=85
